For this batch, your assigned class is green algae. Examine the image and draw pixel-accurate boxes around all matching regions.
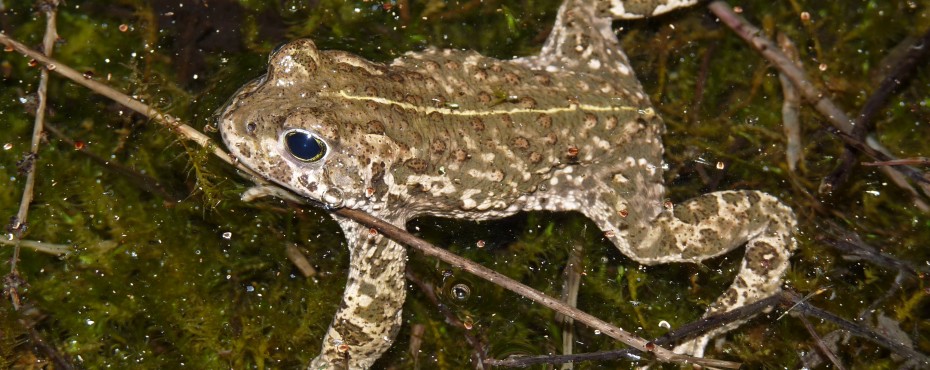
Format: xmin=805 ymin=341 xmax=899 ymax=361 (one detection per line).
xmin=1 ymin=0 xmax=928 ymax=368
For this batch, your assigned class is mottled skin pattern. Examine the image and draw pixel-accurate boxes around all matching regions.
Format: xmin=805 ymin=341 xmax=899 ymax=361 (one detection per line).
xmin=219 ymin=0 xmax=796 ymax=368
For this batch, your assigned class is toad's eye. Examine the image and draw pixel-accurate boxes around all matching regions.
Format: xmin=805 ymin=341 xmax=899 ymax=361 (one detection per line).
xmin=284 ymin=130 xmax=327 ymax=162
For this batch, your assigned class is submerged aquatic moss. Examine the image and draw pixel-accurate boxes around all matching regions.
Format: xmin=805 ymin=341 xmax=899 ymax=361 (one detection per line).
xmin=1 ymin=0 xmax=928 ymax=368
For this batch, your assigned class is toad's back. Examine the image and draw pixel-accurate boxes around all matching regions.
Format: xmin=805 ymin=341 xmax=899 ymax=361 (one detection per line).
xmin=299 ymin=47 xmax=665 ymax=218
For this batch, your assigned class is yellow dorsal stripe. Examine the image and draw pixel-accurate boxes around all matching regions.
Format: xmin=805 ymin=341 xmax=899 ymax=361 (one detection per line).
xmin=326 ymin=90 xmax=649 ymax=117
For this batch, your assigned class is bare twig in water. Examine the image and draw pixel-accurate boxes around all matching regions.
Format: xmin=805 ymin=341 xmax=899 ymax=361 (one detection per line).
xmin=0 ymin=32 xmax=264 ymax=184
xmin=707 ymin=1 xmax=930 ymax=210
xmin=558 ymin=243 xmax=584 ymax=370
xmin=0 ymin=238 xmax=70 ymax=256
xmin=798 ymin=314 xmax=847 ymax=370
xmin=863 ymin=157 xmax=930 ymax=167
xmin=829 ymin=27 xmax=930 ymax=190
xmin=6 ymin=0 xmax=60 ymax=310
xmin=0 ymin=31 xmax=739 ymax=370
xmin=488 ymin=294 xmax=781 ymax=367
xmin=776 ymin=33 xmax=803 ymax=172
xmin=490 ymin=287 xmax=930 ymax=368
xmin=777 ymin=290 xmax=930 ymax=365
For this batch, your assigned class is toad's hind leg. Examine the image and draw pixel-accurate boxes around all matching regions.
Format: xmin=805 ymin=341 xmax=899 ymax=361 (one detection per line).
xmin=585 ymin=190 xmax=797 ymax=357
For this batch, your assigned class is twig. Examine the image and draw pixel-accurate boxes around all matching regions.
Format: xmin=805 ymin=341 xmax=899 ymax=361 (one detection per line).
xmin=776 ymin=32 xmax=803 ymax=172
xmin=0 ymin=31 xmax=739 ymax=370
xmin=0 ymin=32 xmax=264 ymax=185
xmin=863 ymin=157 xmax=930 ymax=167
xmin=6 ymin=0 xmax=59 ymax=310
xmin=827 ymin=27 xmax=930 ymax=193
xmin=488 ymin=294 xmax=782 ymax=367
xmin=776 ymin=291 xmax=930 ymax=365
xmin=837 ymin=30 xmax=930 ymax=188
xmin=706 ymin=1 xmax=930 ymax=197
xmin=798 ymin=314 xmax=847 ymax=370
xmin=0 ymin=238 xmax=70 ymax=256
xmin=558 ymin=243 xmax=583 ymax=370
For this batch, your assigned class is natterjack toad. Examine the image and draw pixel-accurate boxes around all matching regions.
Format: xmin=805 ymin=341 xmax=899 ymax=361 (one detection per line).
xmin=219 ymin=0 xmax=796 ymax=368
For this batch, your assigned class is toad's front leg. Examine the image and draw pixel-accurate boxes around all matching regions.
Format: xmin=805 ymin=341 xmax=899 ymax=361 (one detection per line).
xmin=309 ymin=216 xmax=407 ymax=370
xmin=586 ymin=189 xmax=797 ymax=357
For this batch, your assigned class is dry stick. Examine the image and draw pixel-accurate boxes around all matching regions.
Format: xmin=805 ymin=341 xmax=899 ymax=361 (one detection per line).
xmin=557 ymin=243 xmax=583 ymax=370
xmin=706 ymin=1 xmax=930 ymax=196
xmin=863 ymin=158 xmax=930 ymax=167
xmin=488 ymin=294 xmax=783 ymax=367
xmin=7 ymin=0 xmax=59 ymax=310
xmin=0 ymin=238 xmax=70 ymax=255
xmin=776 ymin=32 xmax=803 ymax=172
xmin=0 ymin=32 xmax=738 ymax=369
xmin=10 ymin=3 xmax=55 ymax=261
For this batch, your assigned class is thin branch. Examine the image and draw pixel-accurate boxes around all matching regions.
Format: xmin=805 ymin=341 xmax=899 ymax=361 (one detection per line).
xmin=0 ymin=31 xmax=739 ymax=370
xmin=798 ymin=314 xmax=847 ymax=370
xmin=7 ymin=0 xmax=59 ymax=310
xmin=776 ymin=32 xmax=803 ymax=172
xmin=828 ymin=27 xmax=930 ymax=193
xmin=863 ymin=158 xmax=930 ymax=167
xmin=0 ymin=32 xmax=264 ymax=185
xmin=0 ymin=238 xmax=70 ymax=255
xmin=706 ymin=1 xmax=930 ymax=193
xmin=488 ymin=294 xmax=782 ymax=367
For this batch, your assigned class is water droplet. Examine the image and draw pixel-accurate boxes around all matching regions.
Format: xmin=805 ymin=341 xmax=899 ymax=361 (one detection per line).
xmin=463 ymin=317 xmax=474 ymax=330
xmin=221 ymin=231 xmax=232 ymax=239
xmin=476 ymin=240 xmax=485 ymax=248
xmin=450 ymin=283 xmax=471 ymax=301
xmin=658 ymin=320 xmax=671 ymax=329
xmin=594 ymin=329 xmax=601 ymax=335
xmin=322 ymin=188 xmax=344 ymax=208
xmin=2 ymin=143 xmax=12 ymax=150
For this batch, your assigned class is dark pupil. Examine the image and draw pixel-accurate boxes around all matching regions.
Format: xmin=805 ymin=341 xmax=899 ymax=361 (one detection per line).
xmin=285 ymin=131 xmax=326 ymax=162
